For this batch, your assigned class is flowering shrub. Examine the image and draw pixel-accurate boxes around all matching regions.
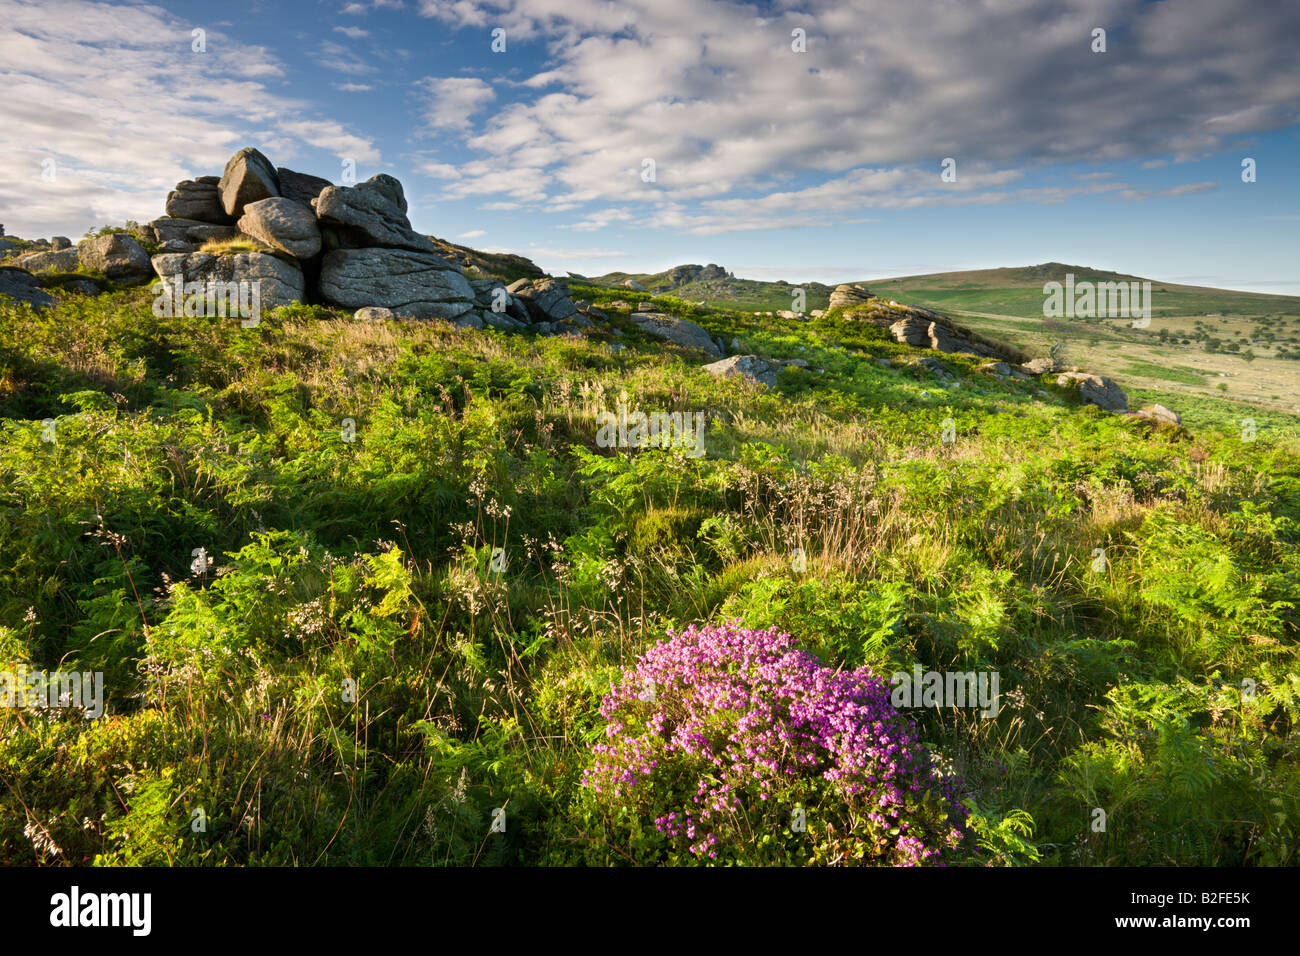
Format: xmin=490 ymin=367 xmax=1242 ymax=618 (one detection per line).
xmin=582 ymin=622 xmax=969 ymax=865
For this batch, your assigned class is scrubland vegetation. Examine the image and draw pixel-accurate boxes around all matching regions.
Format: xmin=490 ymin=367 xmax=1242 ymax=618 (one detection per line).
xmin=1 ymin=282 xmax=1297 ymax=866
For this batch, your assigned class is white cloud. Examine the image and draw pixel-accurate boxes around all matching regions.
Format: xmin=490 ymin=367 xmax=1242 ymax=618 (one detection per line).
xmin=411 ymin=0 xmax=1300 ymax=233
xmin=418 ymin=76 xmax=496 ymax=131
xmin=0 ymin=0 xmax=379 ymax=238
xmin=333 ymin=26 xmax=370 ymax=38
xmin=459 ymin=229 xmax=486 ymax=238
xmin=335 ymin=82 xmax=374 ymax=92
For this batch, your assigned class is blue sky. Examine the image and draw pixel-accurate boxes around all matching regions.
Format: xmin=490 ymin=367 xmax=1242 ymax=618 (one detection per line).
xmin=2 ymin=0 xmax=1298 ymax=292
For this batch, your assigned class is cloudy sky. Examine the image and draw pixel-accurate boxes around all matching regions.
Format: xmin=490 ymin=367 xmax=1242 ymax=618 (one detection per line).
xmin=2 ymin=0 xmax=1298 ymax=291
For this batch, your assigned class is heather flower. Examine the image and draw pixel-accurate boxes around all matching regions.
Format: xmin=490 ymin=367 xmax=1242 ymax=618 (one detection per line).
xmin=582 ymin=622 xmax=968 ymax=865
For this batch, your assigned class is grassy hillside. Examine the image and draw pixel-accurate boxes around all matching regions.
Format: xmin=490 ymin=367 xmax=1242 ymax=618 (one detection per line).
xmin=1 ymin=284 xmax=1298 ymax=866
xmin=863 ymin=264 xmax=1300 ymax=417
xmin=586 ymin=261 xmax=1300 ymax=417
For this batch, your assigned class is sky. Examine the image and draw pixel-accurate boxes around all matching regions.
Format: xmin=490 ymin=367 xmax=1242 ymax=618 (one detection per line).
xmin=1 ymin=0 xmax=1298 ymax=293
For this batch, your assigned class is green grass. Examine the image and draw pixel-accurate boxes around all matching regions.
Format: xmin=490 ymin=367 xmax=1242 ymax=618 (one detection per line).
xmin=1 ymin=286 xmax=1297 ymax=867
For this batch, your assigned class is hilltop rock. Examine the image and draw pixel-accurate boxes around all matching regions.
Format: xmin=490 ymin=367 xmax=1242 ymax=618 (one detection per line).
xmin=314 ymin=176 xmax=432 ymax=252
xmin=622 ymin=279 xmax=645 ymax=291
xmin=1056 ymin=372 xmax=1127 ymax=412
xmin=218 ymin=148 xmax=280 ymax=219
xmin=238 ymin=197 xmax=321 ymax=260
xmin=508 ymin=277 xmax=576 ymax=321
xmin=318 ymin=247 xmax=473 ymax=319
xmin=51 ymin=237 xmax=72 ymax=250
xmin=151 ymin=251 xmax=306 ymax=311
xmin=890 ymin=315 xmax=1003 ymax=358
xmin=0 ymin=267 xmax=54 ymax=310
xmin=78 ymin=233 xmax=151 ymax=283
xmin=629 ymin=312 xmax=721 ymax=358
xmin=12 ymin=247 xmax=79 ymax=273
xmin=829 ymin=283 xmax=871 ymax=309
xmin=276 ymin=168 xmax=333 ymax=207
xmin=703 ymin=355 xmax=777 ymax=388
xmin=166 ymin=178 xmax=233 ymax=223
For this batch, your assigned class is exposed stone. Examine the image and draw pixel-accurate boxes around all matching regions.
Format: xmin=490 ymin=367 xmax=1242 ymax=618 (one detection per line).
xmin=829 ymin=283 xmax=872 ymax=309
xmin=51 ymin=236 xmax=72 ymax=250
xmin=354 ymin=306 xmax=395 ymax=322
xmin=149 ymin=218 xmax=240 ymax=246
xmin=1138 ymin=403 xmax=1180 ymax=425
xmin=12 ymin=248 xmax=79 ymax=273
xmin=628 ymin=312 xmax=721 ymax=358
xmin=890 ymin=317 xmax=931 ymax=347
xmin=276 ymin=167 xmax=334 ymax=207
xmin=60 ymin=278 xmax=103 ymax=295
xmin=916 ymin=356 xmax=953 ymax=379
xmin=218 ymin=147 xmax=280 ymax=218
xmin=166 ymin=179 xmax=234 ymax=223
xmin=318 ymin=247 xmax=474 ymax=319
xmin=454 ymin=313 xmax=485 ymax=330
xmin=314 ymin=177 xmax=433 ymax=252
xmin=703 ymin=355 xmax=777 ymax=388
xmin=78 ymin=233 xmax=152 ymax=283
xmin=1056 ymin=372 xmax=1128 ymax=412
xmin=511 ymin=277 xmax=576 ymax=321
xmin=238 ymin=197 xmax=322 ymax=260
xmin=978 ymin=361 xmax=1012 ymax=377
xmin=150 ymin=251 xmax=306 ymax=311
xmin=1023 ymin=357 xmax=1059 ymax=375
xmin=622 ymin=279 xmax=645 ymax=291
xmin=0 ymin=267 xmax=54 ymax=310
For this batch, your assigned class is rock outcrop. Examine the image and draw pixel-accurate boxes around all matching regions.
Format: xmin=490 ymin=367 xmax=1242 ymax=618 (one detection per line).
xmin=703 ymin=355 xmax=777 ymax=388
xmin=1056 ymin=372 xmax=1128 ymax=412
xmin=218 ymin=147 xmax=280 ymax=218
xmin=314 ymin=176 xmax=432 ymax=252
xmin=151 ymin=251 xmax=306 ymax=311
xmin=828 ymin=283 xmax=871 ymax=309
xmin=78 ymin=233 xmax=151 ymax=284
xmin=166 ymin=177 xmax=233 ymax=223
xmin=0 ymin=267 xmax=54 ymax=310
xmin=238 ymin=198 xmax=321 ymax=260
xmin=318 ymin=247 xmax=473 ymax=319
xmin=629 ymin=312 xmax=722 ymax=357
xmin=12 ymin=248 xmax=79 ymax=273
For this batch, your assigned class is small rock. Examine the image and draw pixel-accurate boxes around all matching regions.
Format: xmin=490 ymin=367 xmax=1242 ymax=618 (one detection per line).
xmin=703 ymin=355 xmax=777 ymax=388
xmin=629 ymin=312 xmax=721 ymax=358
xmin=78 ymin=233 xmax=152 ymax=283
xmin=0 ymin=267 xmax=54 ymax=310
xmin=1138 ymin=403 xmax=1180 ymax=425
xmin=354 ymin=307 xmax=395 ymax=322
xmin=1056 ymin=372 xmax=1128 ymax=412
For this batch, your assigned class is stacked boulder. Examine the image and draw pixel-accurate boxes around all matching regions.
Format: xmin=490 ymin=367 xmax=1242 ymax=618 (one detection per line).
xmin=828 ymin=283 xmax=872 ymax=309
xmin=139 ymin=146 xmax=586 ymax=327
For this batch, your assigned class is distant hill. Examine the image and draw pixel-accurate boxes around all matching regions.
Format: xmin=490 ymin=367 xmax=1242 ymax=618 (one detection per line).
xmin=581 ymin=260 xmax=1300 ymax=321
xmin=586 ymin=263 xmax=834 ymax=312
xmin=865 ymin=263 xmax=1300 ymax=321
